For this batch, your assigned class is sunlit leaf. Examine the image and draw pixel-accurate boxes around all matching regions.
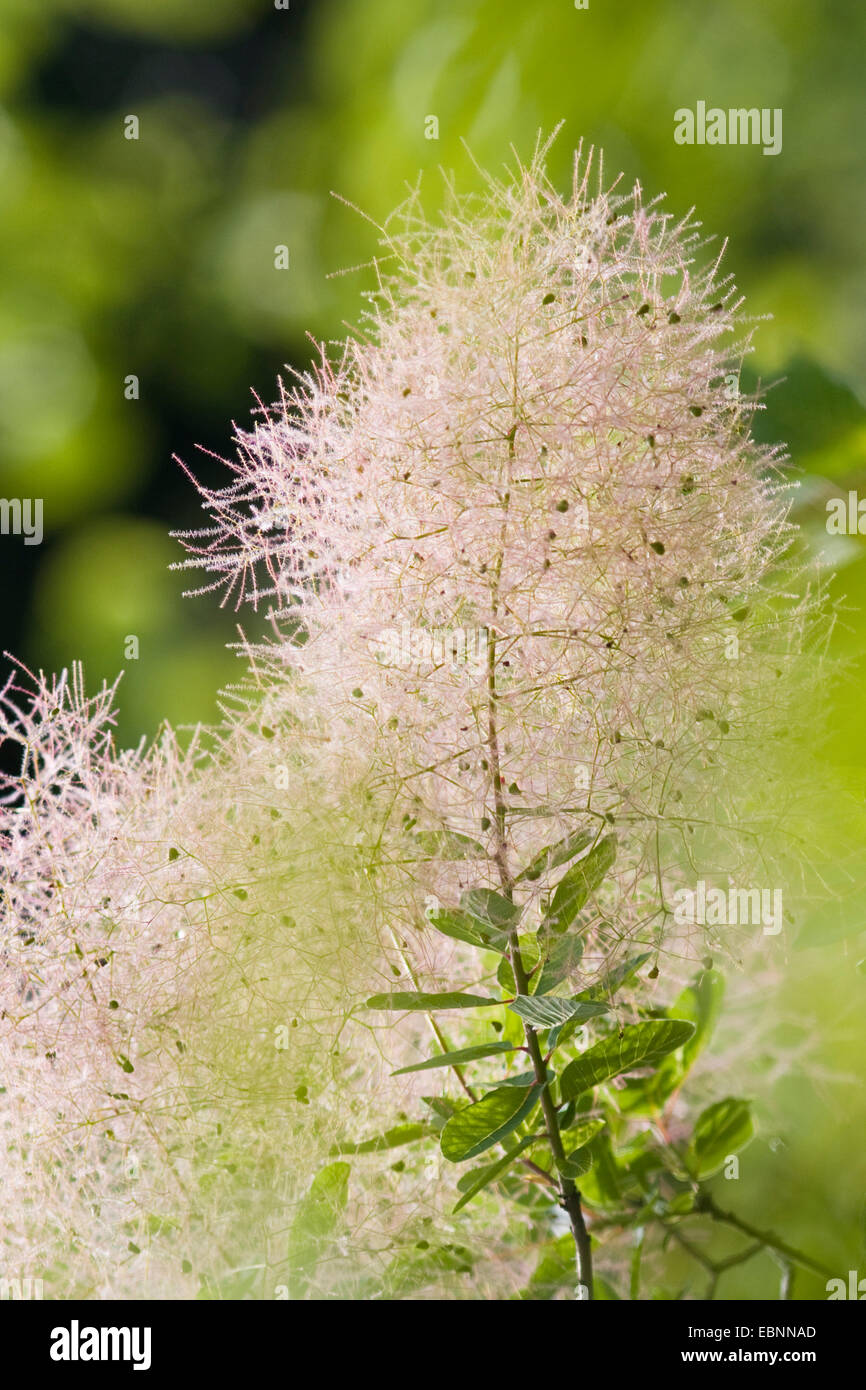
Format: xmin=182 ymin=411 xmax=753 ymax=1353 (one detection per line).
xmin=559 ymin=1020 xmax=695 ymax=1101
xmin=497 ymin=934 xmax=540 ymax=993
xmin=426 ymin=906 xmax=508 ymax=952
xmin=392 ymin=1041 xmax=517 ymax=1075
xmin=332 ymin=1123 xmax=429 ymax=1155
xmin=533 ymin=934 xmax=586 ymax=995
xmin=685 ymin=1097 xmax=754 ymax=1178
xmin=508 ymin=995 xmax=609 ymax=1029
xmin=440 ymin=1084 xmax=539 ymax=1162
xmin=460 ymin=887 xmax=522 ymax=932
xmin=517 ymin=827 xmax=595 ymax=882
xmin=366 ymin=991 xmax=498 ymax=1011
xmin=543 ymin=835 xmax=616 ymax=933
xmin=411 ymin=830 xmax=485 ymax=859
xmin=453 ymin=1135 xmax=536 ymax=1211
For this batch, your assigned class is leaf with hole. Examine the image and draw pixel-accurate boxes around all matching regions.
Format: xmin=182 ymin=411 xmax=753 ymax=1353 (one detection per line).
xmin=440 ymin=1084 xmax=539 ymax=1162
xmin=559 ymin=1020 xmax=695 ymax=1102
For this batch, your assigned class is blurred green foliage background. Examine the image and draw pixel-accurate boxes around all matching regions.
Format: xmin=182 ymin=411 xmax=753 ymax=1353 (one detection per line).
xmin=1 ymin=0 xmax=864 ymax=1298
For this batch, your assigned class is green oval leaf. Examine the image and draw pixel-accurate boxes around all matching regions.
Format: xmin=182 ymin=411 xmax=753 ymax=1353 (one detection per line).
xmin=563 ymin=1117 xmax=606 ymax=1150
xmin=614 ymin=971 xmax=723 ymax=1116
xmin=576 ymin=1132 xmax=623 ymax=1209
xmin=576 ymin=952 xmax=652 ymax=1002
xmin=460 ymin=887 xmax=521 ymax=931
xmin=392 ymin=1041 xmax=517 ymax=1075
xmin=366 ymin=991 xmax=498 ymax=1011
xmin=558 ymin=1148 xmax=594 ymax=1180
xmin=441 ymin=1084 xmax=539 ymax=1163
xmin=288 ymin=1161 xmax=350 ymax=1296
xmin=411 ymin=830 xmax=485 ymax=859
xmin=543 ymin=835 xmax=616 ymax=933
xmin=533 ymin=935 xmax=586 ymax=996
xmin=509 ymin=995 xmax=610 ymax=1029
xmin=672 ymin=969 xmax=725 ymax=1071
xmin=559 ymin=1020 xmax=696 ymax=1102
xmin=453 ymin=1134 xmax=536 ymax=1212
xmin=517 ymin=828 xmax=595 ymax=883
xmin=556 ymin=1117 xmax=606 ymax=1179
xmin=332 ymin=1123 xmax=429 ymax=1155
xmin=427 ymin=906 xmax=509 ymax=953
xmin=685 ymin=1097 xmax=754 ymax=1178
xmin=497 ymin=934 xmax=540 ymax=993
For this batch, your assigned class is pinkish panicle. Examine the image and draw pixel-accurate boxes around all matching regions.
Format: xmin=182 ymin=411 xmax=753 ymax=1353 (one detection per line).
xmin=177 ymin=145 xmax=808 ymax=977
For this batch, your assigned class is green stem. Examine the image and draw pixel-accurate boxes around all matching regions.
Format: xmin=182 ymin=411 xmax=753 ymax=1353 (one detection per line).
xmin=483 ymin=508 xmax=594 ymax=1296
xmin=511 ymin=945 xmax=594 ymax=1298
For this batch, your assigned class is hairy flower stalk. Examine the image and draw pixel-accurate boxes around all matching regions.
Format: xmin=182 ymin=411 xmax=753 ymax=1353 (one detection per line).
xmin=175 ymin=142 xmax=823 ymax=1297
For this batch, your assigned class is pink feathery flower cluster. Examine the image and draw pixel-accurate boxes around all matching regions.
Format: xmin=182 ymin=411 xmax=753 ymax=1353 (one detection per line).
xmin=0 ymin=145 xmax=826 ymax=1300
xmin=0 ymin=662 xmax=219 ymax=1290
xmin=177 ymin=146 xmax=804 ymax=978
xmin=0 ymin=659 xmax=444 ymax=1296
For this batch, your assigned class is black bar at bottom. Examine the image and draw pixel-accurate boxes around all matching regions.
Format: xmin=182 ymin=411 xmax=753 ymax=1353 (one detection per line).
xmin=2 ymin=1297 xmax=861 ymax=1376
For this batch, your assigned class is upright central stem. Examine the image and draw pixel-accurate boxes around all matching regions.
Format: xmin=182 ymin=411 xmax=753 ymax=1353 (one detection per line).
xmin=510 ymin=947 xmax=594 ymax=1299
xmin=483 ymin=423 xmax=594 ymax=1299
